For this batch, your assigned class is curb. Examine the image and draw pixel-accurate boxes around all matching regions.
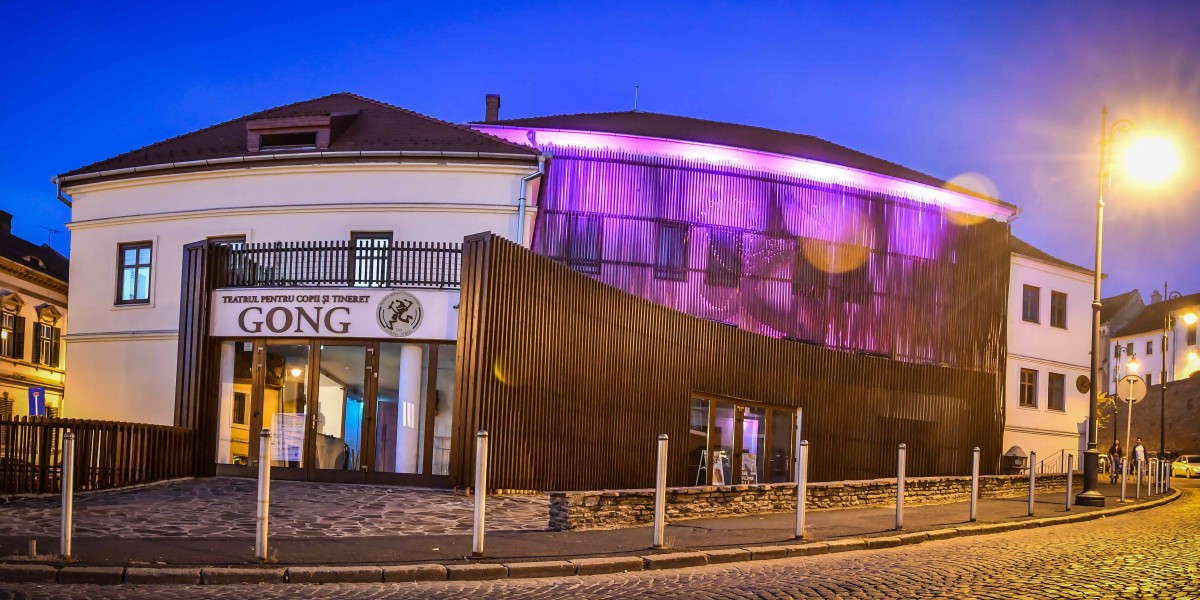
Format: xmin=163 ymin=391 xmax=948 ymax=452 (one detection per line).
xmin=1 ymin=489 xmax=1181 ymax=586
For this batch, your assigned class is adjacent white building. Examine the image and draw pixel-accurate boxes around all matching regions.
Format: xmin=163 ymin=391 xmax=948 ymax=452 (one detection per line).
xmin=1003 ymin=236 xmax=1093 ymax=470
xmin=1098 ymin=289 xmax=1145 ymax=395
xmin=0 ymin=211 xmax=68 ymax=417
xmin=1108 ymin=291 xmax=1200 ymax=388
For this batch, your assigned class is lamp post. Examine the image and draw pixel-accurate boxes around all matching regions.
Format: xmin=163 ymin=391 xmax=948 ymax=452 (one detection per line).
xmin=1079 ymin=106 xmax=1180 ymax=508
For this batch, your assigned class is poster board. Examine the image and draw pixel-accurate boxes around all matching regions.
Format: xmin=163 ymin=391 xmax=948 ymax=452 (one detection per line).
xmin=272 ymin=412 xmax=306 ymax=464
xmin=740 ymin=452 xmax=758 ymax=484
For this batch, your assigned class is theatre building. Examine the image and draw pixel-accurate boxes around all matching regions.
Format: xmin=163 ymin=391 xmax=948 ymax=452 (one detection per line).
xmin=60 ymin=93 xmax=1018 ymax=491
xmin=59 ymin=94 xmax=542 ymax=486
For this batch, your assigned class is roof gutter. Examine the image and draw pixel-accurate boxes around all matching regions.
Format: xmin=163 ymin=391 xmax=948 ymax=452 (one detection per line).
xmin=517 ymin=155 xmax=546 ymax=245
xmin=55 ymin=180 xmax=72 ymax=208
xmin=52 ymin=150 xmax=540 ymax=187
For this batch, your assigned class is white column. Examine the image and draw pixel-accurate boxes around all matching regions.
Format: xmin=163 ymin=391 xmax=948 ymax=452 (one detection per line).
xmin=394 ymin=344 xmax=424 ymax=473
xmin=216 ymin=343 xmax=235 ymax=464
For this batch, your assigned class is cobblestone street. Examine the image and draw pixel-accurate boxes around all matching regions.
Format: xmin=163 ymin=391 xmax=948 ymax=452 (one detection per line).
xmin=4 ymin=479 xmax=1196 ymax=599
xmin=0 ymin=478 xmax=548 ymax=538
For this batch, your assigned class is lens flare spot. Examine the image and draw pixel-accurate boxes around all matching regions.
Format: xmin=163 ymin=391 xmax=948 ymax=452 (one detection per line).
xmin=493 ymin=355 xmax=516 ymax=387
xmin=801 ymin=238 xmax=869 ymax=274
xmin=943 ymin=173 xmax=998 ymax=227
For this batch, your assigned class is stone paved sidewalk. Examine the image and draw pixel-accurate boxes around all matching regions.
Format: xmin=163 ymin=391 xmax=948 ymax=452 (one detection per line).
xmin=0 ymin=478 xmax=549 ymax=538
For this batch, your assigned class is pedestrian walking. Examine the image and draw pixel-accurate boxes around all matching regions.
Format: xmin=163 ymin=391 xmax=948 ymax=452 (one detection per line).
xmin=1132 ymin=438 xmax=1146 ymax=483
xmin=1108 ymin=440 xmax=1123 ymax=484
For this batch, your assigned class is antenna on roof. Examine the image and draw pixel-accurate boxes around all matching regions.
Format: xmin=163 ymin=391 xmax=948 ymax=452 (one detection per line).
xmin=633 ymin=84 xmax=639 ymax=112
xmin=38 ymin=226 xmax=60 ymax=246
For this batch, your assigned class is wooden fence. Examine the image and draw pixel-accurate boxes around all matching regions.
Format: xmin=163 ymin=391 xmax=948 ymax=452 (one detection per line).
xmin=0 ymin=417 xmax=195 ymax=495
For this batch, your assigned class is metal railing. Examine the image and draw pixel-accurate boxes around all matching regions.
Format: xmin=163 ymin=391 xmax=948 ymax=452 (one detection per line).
xmin=216 ymin=241 xmax=462 ymax=289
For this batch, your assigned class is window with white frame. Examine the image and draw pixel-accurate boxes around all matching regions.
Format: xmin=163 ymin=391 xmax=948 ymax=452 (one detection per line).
xmin=1048 ymin=373 xmax=1065 ymax=412
xmin=1022 ymin=285 xmax=1040 ymax=323
xmin=117 ymin=242 xmax=153 ymax=304
xmin=1019 ymin=368 xmax=1038 ymax=408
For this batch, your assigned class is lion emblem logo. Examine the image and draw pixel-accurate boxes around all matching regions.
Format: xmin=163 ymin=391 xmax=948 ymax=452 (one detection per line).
xmin=376 ymin=291 xmax=424 ymax=337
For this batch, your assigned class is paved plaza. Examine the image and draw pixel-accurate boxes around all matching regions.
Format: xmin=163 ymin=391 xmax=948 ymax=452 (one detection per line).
xmin=0 ymin=478 xmax=549 ymax=538
xmin=3 ymin=479 xmax=1195 ymax=599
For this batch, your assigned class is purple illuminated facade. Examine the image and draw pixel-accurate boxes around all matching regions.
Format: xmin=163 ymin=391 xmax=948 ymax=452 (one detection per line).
xmin=474 ymin=118 xmax=1014 ymax=374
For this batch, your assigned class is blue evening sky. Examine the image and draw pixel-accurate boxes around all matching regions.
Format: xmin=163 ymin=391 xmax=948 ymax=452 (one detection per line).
xmin=2 ymin=1 xmax=1198 ymax=297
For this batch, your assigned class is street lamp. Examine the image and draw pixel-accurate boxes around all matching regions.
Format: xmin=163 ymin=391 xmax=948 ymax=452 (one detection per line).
xmin=1161 ymin=300 xmax=1197 ymax=459
xmin=1079 ymin=106 xmax=1180 ymax=508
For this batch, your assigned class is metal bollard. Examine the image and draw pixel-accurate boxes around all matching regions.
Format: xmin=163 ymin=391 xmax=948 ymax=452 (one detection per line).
xmin=1143 ymin=459 xmax=1150 ymax=498
xmin=1065 ymin=454 xmax=1073 ymax=511
xmin=1163 ymin=461 xmax=1170 ymax=494
xmin=795 ymin=440 xmax=809 ymax=539
xmin=1136 ymin=460 xmax=1143 ymax=500
xmin=652 ymin=434 xmax=668 ymax=549
xmin=895 ymin=444 xmax=906 ymax=530
xmin=255 ymin=428 xmax=271 ymax=561
xmin=970 ymin=447 xmax=980 ymax=522
xmin=60 ymin=431 xmax=75 ymax=558
xmin=1120 ymin=457 xmax=1128 ymax=502
xmin=1028 ymin=451 xmax=1036 ymax=517
xmin=472 ymin=430 xmax=489 ymax=558
xmin=1150 ymin=459 xmax=1157 ymax=496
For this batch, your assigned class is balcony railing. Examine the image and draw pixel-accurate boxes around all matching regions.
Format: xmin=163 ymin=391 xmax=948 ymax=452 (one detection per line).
xmin=214 ymin=241 xmax=462 ymax=289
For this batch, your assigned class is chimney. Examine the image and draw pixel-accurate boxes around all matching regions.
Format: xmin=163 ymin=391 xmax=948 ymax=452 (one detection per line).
xmin=1151 ymin=290 xmax=1163 ymax=304
xmin=0 ymin=211 xmax=11 ymax=235
xmin=485 ymin=94 xmax=501 ymax=123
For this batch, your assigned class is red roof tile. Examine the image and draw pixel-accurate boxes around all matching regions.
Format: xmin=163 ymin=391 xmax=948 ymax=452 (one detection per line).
xmin=59 ymin=93 xmax=536 ymax=180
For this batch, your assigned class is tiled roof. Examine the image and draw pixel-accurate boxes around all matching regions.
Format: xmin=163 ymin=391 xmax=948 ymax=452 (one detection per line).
xmin=481 ymin=110 xmax=1013 ymax=208
xmin=0 ymin=231 xmax=68 ymax=284
xmin=59 ymin=93 xmax=536 ymax=180
xmin=1111 ymin=292 xmax=1200 ymax=337
xmin=1101 ymin=289 xmax=1143 ymax=324
xmin=1010 ymin=235 xmax=1093 ymax=276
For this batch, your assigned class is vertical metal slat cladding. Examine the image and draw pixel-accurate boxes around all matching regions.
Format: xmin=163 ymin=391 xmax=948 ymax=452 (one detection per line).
xmin=452 ymin=230 xmax=1007 ymax=492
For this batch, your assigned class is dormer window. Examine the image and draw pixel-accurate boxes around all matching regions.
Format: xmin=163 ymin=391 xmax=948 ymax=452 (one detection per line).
xmin=259 ymin=132 xmax=319 ymax=150
xmin=246 ymin=115 xmax=332 ymax=152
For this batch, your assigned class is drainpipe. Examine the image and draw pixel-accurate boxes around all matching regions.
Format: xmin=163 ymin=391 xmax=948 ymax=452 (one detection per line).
xmin=516 ymin=156 xmax=545 ymax=247
xmin=54 ymin=178 xmax=73 ymax=208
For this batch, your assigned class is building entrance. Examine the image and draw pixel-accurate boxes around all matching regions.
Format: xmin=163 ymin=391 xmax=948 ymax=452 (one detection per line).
xmin=687 ymin=395 xmax=795 ymax=487
xmin=213 ymin=338 xmax=455 ymax=486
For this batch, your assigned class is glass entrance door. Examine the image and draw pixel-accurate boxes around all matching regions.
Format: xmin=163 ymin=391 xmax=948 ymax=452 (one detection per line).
xmin=259 ymin=341 xmax=312 ymax=479
xmin=309 ymin=343 xmax=372 ymax=482
xmin=688 ymin=396 xmax=795 ymax=486
xmin=213 ymin=338 xmax=456 ymax=486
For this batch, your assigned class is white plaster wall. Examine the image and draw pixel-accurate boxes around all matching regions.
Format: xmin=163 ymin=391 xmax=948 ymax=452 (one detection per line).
xmin=62 ymin=336 xmax=177 ymax=424
xmin=1003 ymin=255 xmax=1093 ymax=462
xmin=63 ymin=161 xmax=538 ymax=425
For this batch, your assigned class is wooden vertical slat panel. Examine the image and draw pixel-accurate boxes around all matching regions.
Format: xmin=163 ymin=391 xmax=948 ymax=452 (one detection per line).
xmin=452 ymin=231 xmax=1006 ymax=492
xmin=0 ymin=418 xmax=195 ymax=494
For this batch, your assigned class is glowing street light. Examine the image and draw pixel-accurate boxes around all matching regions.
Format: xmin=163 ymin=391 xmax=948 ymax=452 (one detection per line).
xmin=1184 ymin=312 xmax=1198 ymax=326
xmin=1128 ymin=356 xmax=1140 ymax=373
xmin=1080 ymin=106 xmax=1182 ymax=508
xmin=1123 ymin=136 xmax=1182 ymax=184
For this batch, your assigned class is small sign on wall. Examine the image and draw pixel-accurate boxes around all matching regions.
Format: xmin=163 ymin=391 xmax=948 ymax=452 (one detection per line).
xmin=28 ymin=387 xmax=46 ymax=417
